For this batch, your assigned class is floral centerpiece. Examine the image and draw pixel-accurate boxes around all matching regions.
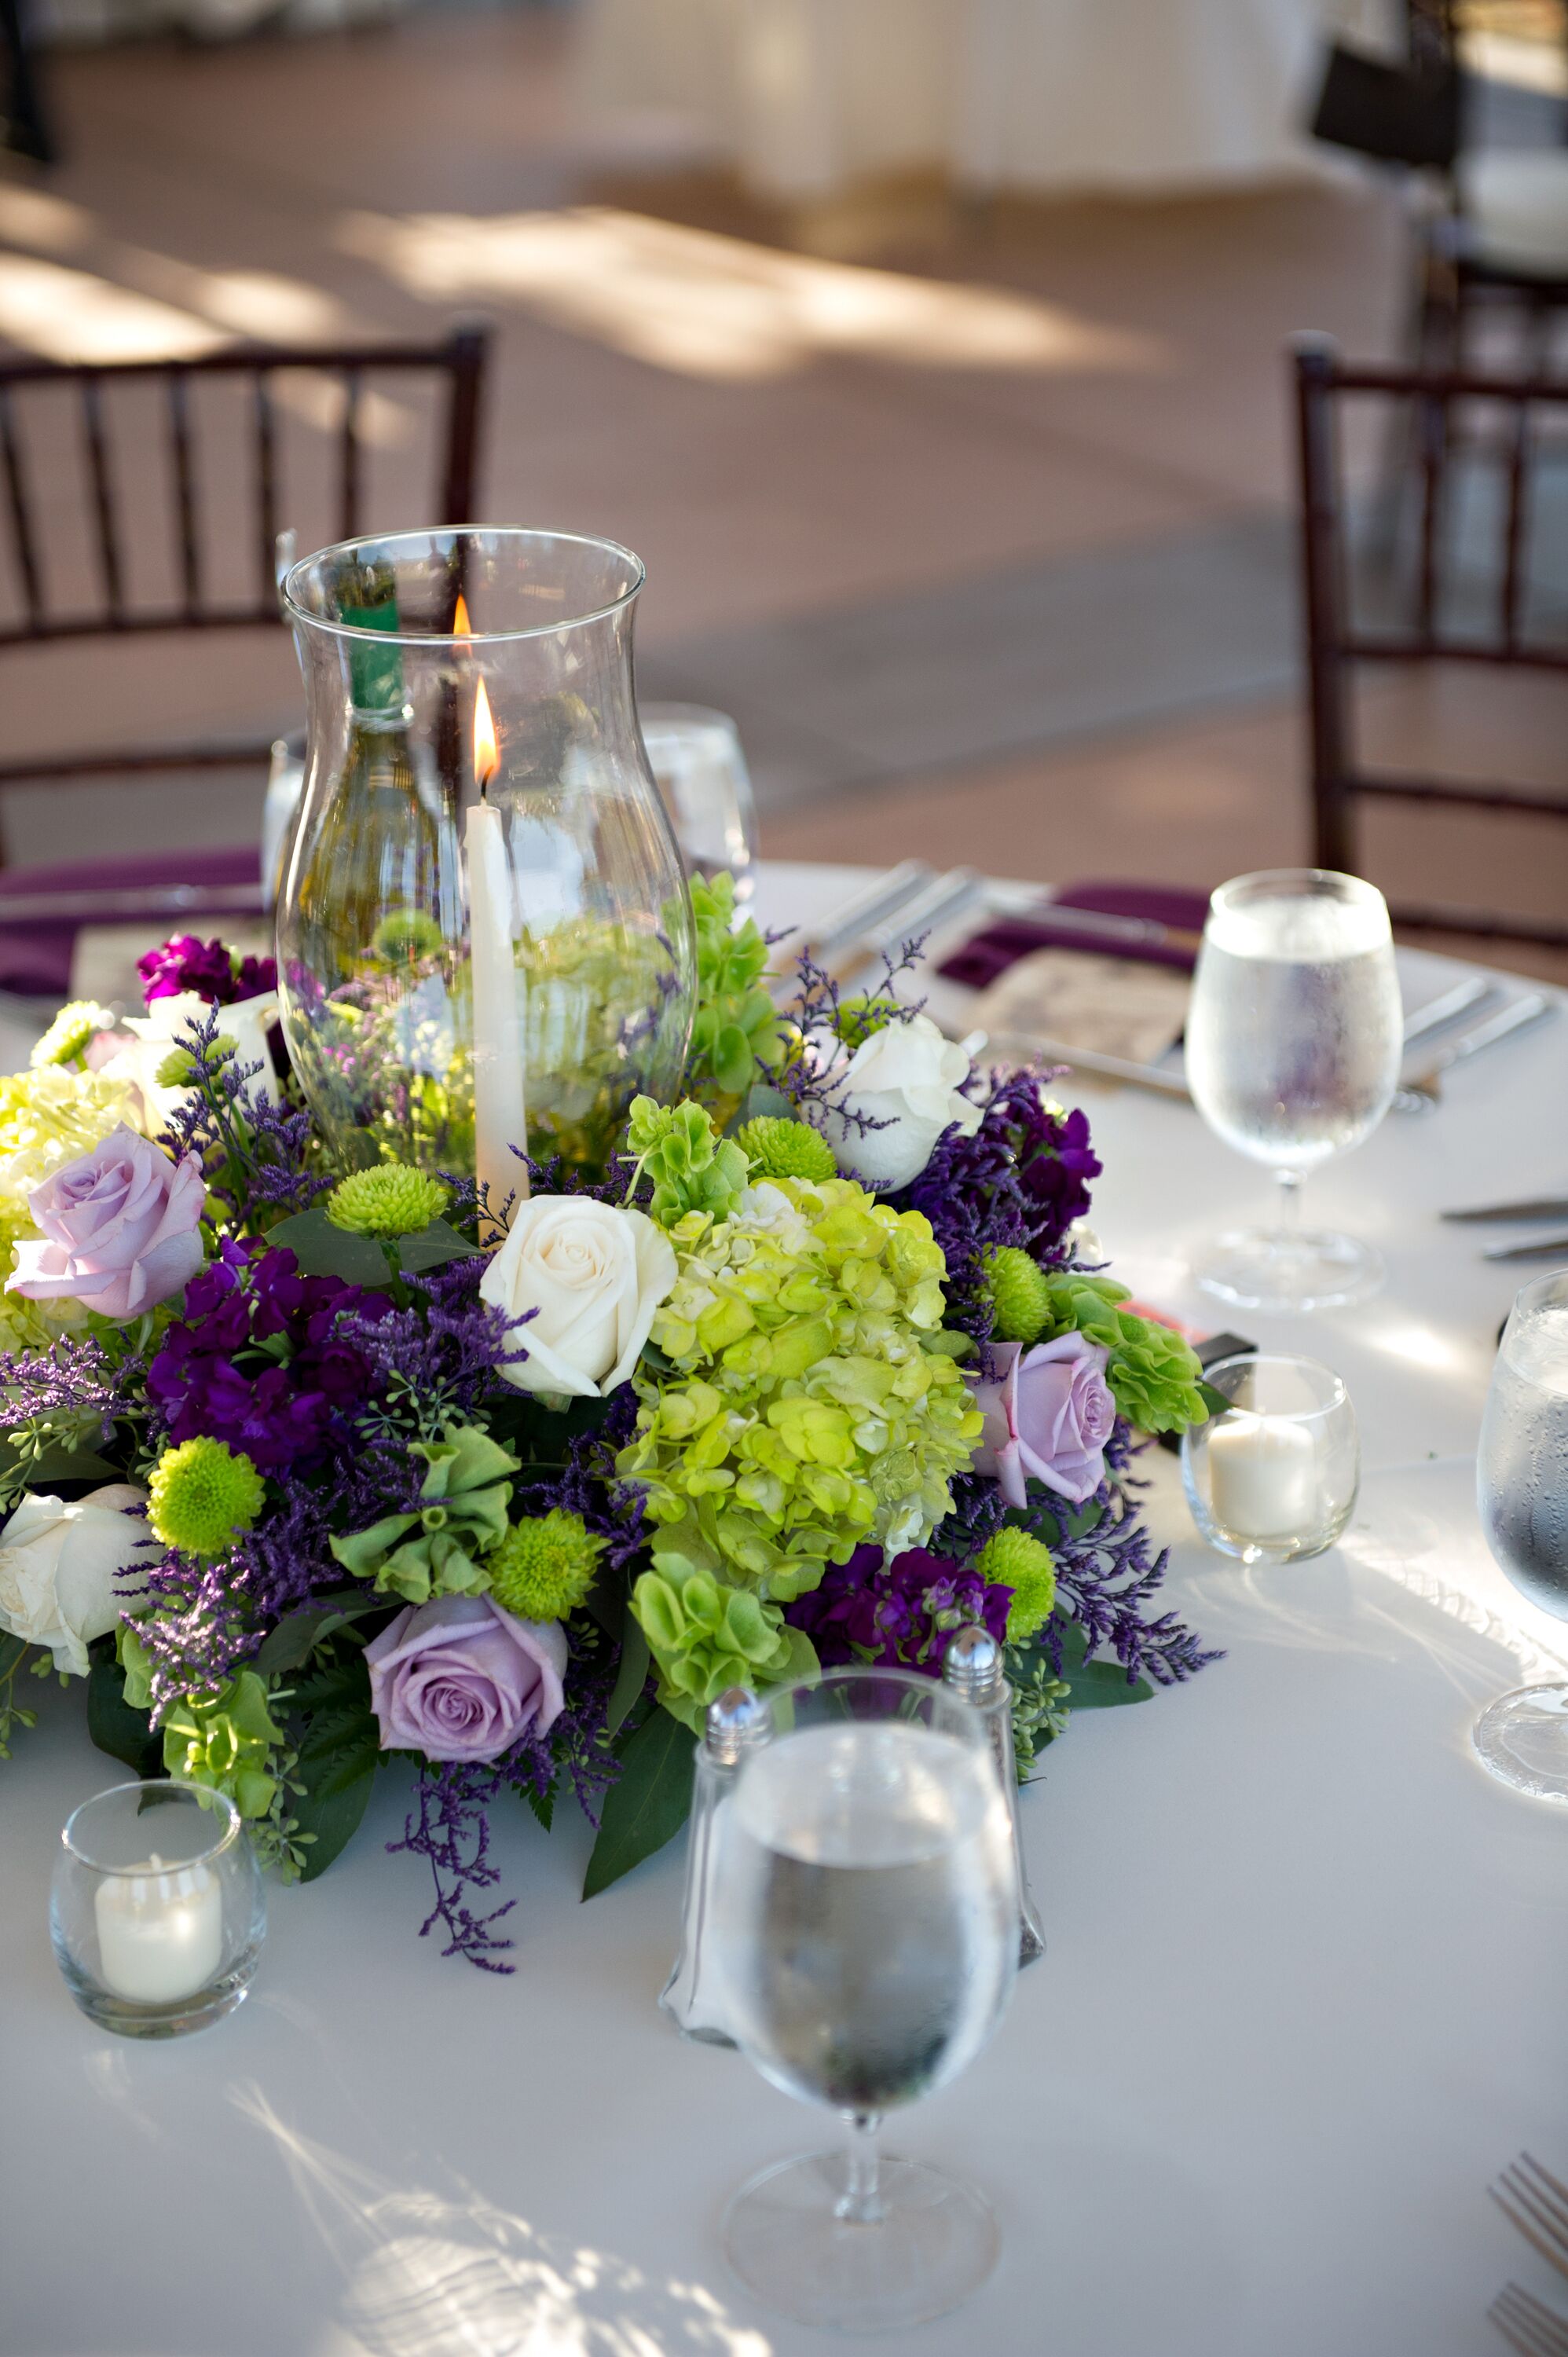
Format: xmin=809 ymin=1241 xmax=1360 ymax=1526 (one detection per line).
xmin=0 ymin=885 xmax=1218 ymax=1968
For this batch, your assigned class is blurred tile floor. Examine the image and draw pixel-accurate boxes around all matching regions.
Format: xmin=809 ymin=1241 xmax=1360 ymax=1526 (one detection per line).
xmin=0 ymin=7 xmax=1564 ymax=973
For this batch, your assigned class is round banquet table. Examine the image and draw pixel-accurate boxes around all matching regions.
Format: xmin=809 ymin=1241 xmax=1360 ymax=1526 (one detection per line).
xmin=577 ymin=0 xmax=1402 ymax=202
xmin=2 ymin=857 xmax=1567 ymax=2357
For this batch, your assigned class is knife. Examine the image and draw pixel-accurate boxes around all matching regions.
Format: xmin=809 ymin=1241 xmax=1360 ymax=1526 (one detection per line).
xmin=1400 ymin=974 xmax=1497 ymax=1047
xmin=1444 ymin=1194 xmax=1568 ymax=1224
xmin=984 ymin=1030 xmax=1191 ymax=1100
xmin=1483 ymin=1233 xmax=1568 ymax=1263
xmin=1400 ymin=992 xmax=1555 ymax=1094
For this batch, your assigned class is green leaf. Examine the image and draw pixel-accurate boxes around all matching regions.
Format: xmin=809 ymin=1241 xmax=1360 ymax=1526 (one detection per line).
xmin=730 ymin=1080 xmax=795 ymax=1135
xmin=1196 ymin=1380 xmax=1232 ymax=1422
xmin=265 ymin=1209 xmax=391 ymax=1287
xmin=603 ymin=1614 xmax=650 ymax=1738
xmin=522 ymin=1780 xmax=555 ymax=1832
xmin=581 ymin=1705 xmax=694 ymax=1898
xmin=11 ymin=1441 xmax=120 ymax=1488
xmin=86 ymin=1654 xmax=162 ymax=1776
xmin=291 ymin=1757 xmax=376 ymax=1881
xmin=251 ymin=1591 xmax=387 ymax=1677
xmin=395 ymin=1219 xmax=479 ymax=1274
xmin=1067 ymin=1659 xmax=1154 ymax=1709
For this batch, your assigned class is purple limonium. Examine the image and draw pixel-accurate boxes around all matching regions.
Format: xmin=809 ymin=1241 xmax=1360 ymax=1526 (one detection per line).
xmin=786 ymin=1544 xmax=1012 ymax=1673
xmin=147 ymin=1239 xmax=387 ymax=1471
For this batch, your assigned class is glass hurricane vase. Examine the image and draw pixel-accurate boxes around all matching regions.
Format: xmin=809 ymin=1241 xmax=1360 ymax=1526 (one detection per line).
xmin=277 ymin=529 xmax=696 ymax=1207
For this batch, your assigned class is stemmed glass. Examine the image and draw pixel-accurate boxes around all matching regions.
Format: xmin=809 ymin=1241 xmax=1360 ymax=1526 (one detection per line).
xmin=639 ymin=703 xmax=759 ymax=902
xmin=709 ymin=1666 xmax=1019 ymax=2333
xmin=1475 ymin=1269 xmax=1568 ymax=1800
xmin=1185 ymin=868 xmax=1403 ymax=1313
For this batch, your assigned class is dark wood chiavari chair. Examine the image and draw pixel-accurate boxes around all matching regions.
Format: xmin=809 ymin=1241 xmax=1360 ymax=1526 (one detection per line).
xmin=1294 ymin=334 xmax=1568 ymax=950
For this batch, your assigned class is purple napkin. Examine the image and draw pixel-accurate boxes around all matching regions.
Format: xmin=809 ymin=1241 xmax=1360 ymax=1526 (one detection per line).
xmin=937 ymin=881 xmax=1211 ymax=991
xmin=0 ymin=846 xmax=262 ymax=998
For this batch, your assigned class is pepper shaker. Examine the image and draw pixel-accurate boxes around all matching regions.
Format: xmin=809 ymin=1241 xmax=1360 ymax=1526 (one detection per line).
xmin=659 ymin=1685 xmax=769 ymax=2042
xmin=943 ymin=1625 xmax=1046 ymax=1967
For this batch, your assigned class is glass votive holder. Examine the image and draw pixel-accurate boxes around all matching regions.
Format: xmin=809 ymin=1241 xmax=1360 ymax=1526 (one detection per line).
xmin=1181 ymin=1353 xmax=1358 ymax=1564
xmin=50 ymin=1780 xmax=266 ymax=2038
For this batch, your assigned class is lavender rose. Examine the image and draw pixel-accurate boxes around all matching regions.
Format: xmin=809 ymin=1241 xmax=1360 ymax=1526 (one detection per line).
xmin=971 ymin=1332 xmax=1115 ymax=1508
xmin=9 ymin=1125 xmax=205 ymax=1321
xmin=365 ymin=1593 xmax=567 ymax=1762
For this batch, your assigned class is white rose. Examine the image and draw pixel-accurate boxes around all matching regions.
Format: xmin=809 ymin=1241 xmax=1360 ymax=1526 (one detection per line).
xmin=480 ymin=1197 xmax=678 ymax=1402
xmin=0 ymin=1483 xmax=149 ymax=1677
xmin=104 ymin=990 xmax=280 ymax=1136
xmin=818 ymin=1014 xmax=984 ymax=1192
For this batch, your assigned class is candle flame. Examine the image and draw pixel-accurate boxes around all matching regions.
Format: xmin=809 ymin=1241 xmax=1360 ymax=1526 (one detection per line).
xmin=472 ymin=672 xmax=498 ymax=789
xmin=452 ymin=592 xmax=471 ymax=641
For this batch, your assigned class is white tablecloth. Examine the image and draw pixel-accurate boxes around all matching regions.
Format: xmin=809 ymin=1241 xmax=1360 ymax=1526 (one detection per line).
xmin=3 ymin=859 xmax=1567 ymax=2357
xmin=577 ymin=0 xmax=1401 ymax=200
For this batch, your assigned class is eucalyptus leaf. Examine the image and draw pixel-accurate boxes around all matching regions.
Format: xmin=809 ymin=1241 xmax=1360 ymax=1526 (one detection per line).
xmin=10 ymin=1442 xmax=120 ymax=1489
xmin=1067 ymin=1659 xmax=1155 ymax=1709
xmin=581 ymin=1705 xmax=694 ymax=1898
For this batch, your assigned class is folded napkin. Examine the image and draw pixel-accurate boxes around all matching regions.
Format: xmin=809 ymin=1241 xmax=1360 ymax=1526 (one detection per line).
xmin=972 ymin=948 xmax=1191 ymax=1065
xmin=938 ymin=882 xmax=1211 ymax=991
xmin=0 ymin=846 xmax=261 ymax=999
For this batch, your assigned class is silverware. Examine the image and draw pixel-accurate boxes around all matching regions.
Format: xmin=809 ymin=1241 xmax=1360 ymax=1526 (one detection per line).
xmin=985 ymin=1030 xmax=1190 ymax=1101
xmin=804 ymin=861 xmax=933 ymax=958
xmin=1490 ymin=2282 xmax=1568 ymax=2357
xmin=1445 ymin=1196 xmax=1568 ymax=1225
xmin=1493 ymin=2155 xmax=1568 ymax=2283
xmin=1401 ymin=973 xmax=1497 ymax=1047
xmin=1484 ymin=1233 xmax=1568 ymax=1264
xmin=1014 ymin=899 xmax=1205 ymax=957
xmin=1394 ymin=993 xmax=1555 ymax=1110
xmin=820 ymin=867 xmax=990 ymax=990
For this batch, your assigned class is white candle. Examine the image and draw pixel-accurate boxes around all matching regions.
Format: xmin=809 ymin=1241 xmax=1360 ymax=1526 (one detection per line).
xmin=464 ymin=675 xmax=528 ymax=1227
xmin=1207 ymin=1412 xmax=1320 ymax=1541
xmin=94 ymin=1853 xmax=223 ymax=2004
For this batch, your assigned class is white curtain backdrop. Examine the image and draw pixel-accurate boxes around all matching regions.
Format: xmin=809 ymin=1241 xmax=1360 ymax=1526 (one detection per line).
xmin=577 ymin=0 xmax=1405 ymax=200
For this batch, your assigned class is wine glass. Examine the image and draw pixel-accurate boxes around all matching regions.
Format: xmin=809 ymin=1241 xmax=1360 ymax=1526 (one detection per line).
xmin=1185 ymin=868 xmax=1402 ymax=1313
xmin=1475 ymin=1269 xmax=1568 ymax=1800
xmin=709 ymin=1666 xmax=1019 ymax=2333
xmin=639 ymin=703 xmax=758 ymax=902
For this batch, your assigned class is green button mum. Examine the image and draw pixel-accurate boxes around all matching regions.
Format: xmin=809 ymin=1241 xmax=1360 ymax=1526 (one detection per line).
xmin=148 ymin=1437 xmax=266 ymax=1560
xmin=485 ymin=1509 xmax=604 ymax=1622
xmin=975 ymin=1527 xmax=1057 ymax=1641
xmin=327 ymin=1163 xmax=451 ymax=1241
xmin=735 ymin=1114 xmax=837 ymax=1184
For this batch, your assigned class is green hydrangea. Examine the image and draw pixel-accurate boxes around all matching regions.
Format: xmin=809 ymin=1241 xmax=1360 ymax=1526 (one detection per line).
xmin=148 ymin=1438 xmax=265 ymax=1560
xmin=976 ymin=1527 xmax=1056 ymax=1641
xmin=617 ymin=1175 xmax=980 ymax=1600
xmin=328 ymin=1163 xmax=450 ymax=1239
xmin=735 ymin=1114 xmax=837 ymax=1183
xmin=623 ymin=1097 xmax=749 ymax=1228
xmin=686 ymin=872 xmax=785 ymax=1110
xmin=486 ymin=1510 xmax=604 ymax=1622
xmin=984 ymin=1245 xmax=1051 ymax=1344
xmin=631 ymin=1552 xmax=816 ymax=1730
xmin=331 ymin=1420 xmax=517 ymax=1604
xmin=372 ymin=908 xmax=445 ymax=965
xmin=1039 ymin=1272 xmax=1207 ymax=1435
xmin=29 ymin=1001 xmax=114 ymax=1071
xmin=161 ymin=1668 xmax=282 ymax=1820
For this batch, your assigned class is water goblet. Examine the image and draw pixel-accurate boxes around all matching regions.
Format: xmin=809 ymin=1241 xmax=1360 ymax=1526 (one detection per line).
xmin=1185 ymin=868 xmax=1402 ymax=1313
xmin=639 ymin=703 xmax=758 ymax=901
xmin=709 ymin=1665 xmax=1020 ymax=2333
xmin=1474 ymin=1268 xmax=1568 ymax=1800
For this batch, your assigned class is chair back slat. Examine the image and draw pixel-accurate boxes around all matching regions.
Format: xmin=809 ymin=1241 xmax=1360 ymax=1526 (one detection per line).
xmin=255 ymin=368 xmax=278 ymax=610
xmin=79 ymin=378 xmax=125 ymax=624
xmin=166 ymin=372 xmax=202 ymax=621
xmin=339 ymin=365 xmax=361 ymax=543
xmin=0 ymin=326 xmax=490 ymax=651
xmin=1292 ymin=336 xmax=1568 ymax=950
xmin=0 ymin=387 xmax=43 ymax=629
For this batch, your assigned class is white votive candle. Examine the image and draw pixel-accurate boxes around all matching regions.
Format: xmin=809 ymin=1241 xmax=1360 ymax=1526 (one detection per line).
xmin=465 ymin=794 xmax=529 ymax=1223
xmin=94 ymin=1853 xmax=224 ymax=2004
xmin=1207 ymin=1412 xmax=1320 ymax=1541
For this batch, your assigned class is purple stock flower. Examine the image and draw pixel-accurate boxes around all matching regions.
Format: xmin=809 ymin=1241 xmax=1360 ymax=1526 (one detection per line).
xmin=147 ymin=1239 xmax=387 ymax=1471
xmin=786 ymin=1544 xmax=1011 ymax=1673
xmin=139 ymin=935 xmax=238 ymax=1006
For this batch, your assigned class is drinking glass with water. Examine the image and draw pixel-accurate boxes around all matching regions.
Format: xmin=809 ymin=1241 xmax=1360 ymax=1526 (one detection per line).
xmin=1475 ymin=1269 xmax=1568 ymax=1800
xmin=709 ymin=1666 xmax=1020 ymax=2332
xmin=1185 ymin=868 xmax=1403 ymax=1312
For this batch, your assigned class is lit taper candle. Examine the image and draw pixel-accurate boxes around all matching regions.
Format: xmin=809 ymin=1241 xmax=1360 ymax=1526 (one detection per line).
xmin=463 ymin=665 xmax=529 ymax=1227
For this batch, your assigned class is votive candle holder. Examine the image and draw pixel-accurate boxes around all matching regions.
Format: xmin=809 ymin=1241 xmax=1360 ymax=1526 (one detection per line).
xmin=1181 ymin=1352 xmax=1358 ymax=1563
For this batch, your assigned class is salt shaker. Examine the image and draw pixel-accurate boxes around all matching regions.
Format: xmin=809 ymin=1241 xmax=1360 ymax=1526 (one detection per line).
xmin=943 ymin=1625 xmax=1046 ymax=1967
xmin=659 ymin=1685 xmax=769 ymax=2043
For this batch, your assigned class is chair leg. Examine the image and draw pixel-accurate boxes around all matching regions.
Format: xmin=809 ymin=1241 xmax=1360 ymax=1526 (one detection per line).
xmin=0 ymin=0 xmax=56 ymax=164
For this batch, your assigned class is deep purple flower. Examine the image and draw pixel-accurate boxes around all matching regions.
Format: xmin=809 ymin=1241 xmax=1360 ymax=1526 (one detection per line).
xmin=787 ymin=1544 xmax=1011 ymax=1673
xmin=137 ymin=935 xmax=276 ymax=1009
xmin=147 ymin=1239 xmax=387 ymax=1470
xmin=1017 ymin=1102 xmax=1101 ymax=1244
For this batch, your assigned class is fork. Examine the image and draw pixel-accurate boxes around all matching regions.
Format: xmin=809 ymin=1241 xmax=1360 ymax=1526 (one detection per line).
xmin=1490 ymin=2282 xmax=1568 ymax=2356
xmin=1493 ymin=2155 xmax=1568 ymax=2284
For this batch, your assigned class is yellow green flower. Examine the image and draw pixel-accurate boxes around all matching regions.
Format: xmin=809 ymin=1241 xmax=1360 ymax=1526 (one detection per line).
xmin=0 ymin=1064 xmax=132 ymax=1202
xmin=328 ymin=1163 xmax=449 ymax=1240
xmin=29 ymin=1001 xmax=113 ymax=1071
xmin=486 ymin=1509 xmax=604 ymax=1622
xmin=984 ymin=1245 xmax=1051 ymax=1344
xmin=161 ymin=1669 xmax=282 ymax=1820
xmin=735 ymin=1114 xmax=837 ymax=1183
xmin=975 ymin=1527 xmax=1056 ymax=1641
xmin=631 ymin=1552 xmax=816 ymax=1729
xmin=148 ymin=1438 xmax=265 ymax=1560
